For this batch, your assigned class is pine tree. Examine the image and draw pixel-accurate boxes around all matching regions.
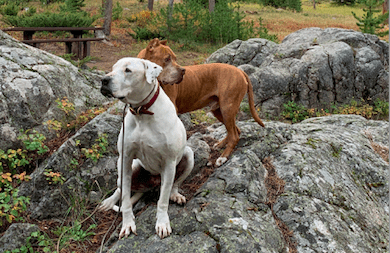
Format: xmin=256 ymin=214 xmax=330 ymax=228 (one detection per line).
xmin=352 ymin=0 xmax=389 ymax=37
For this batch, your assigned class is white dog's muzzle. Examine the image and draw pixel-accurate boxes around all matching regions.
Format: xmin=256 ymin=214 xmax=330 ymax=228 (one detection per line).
xmin=101 ymin=76 xmax=122 ymax=98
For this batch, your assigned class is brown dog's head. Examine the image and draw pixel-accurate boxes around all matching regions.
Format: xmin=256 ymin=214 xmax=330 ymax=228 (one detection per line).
xmin=137 ymin=38 xmax=185 ymax=85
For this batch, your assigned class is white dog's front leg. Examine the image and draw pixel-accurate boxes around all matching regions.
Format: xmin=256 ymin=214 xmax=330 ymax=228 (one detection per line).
xmin=156 ymin=161 xmax=176 ymax=239
xmin=119 ymin=153 xmax=137 ymax=239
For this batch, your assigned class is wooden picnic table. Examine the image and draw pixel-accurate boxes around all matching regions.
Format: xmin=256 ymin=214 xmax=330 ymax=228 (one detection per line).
xmin=1 ymin=26 xmax=104 ymax=59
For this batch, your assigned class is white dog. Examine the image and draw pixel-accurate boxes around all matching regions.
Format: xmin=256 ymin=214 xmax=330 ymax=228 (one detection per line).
xmin=99 ymin=57 xmax=194 ymax=239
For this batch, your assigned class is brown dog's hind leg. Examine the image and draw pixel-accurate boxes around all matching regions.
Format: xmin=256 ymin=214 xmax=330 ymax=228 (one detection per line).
xmin=212 ymin=108 xmax=241 ymax=149
xmin=170 ymin=146 xmax=194 ymax=204
xmin=215 ymin=108 xmax=241 ymax=167
xmin=212 ymin=108 xmax=228 ymax=148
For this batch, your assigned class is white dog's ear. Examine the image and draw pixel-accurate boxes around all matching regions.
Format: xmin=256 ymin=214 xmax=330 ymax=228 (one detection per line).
xmin=143 ymin=60 xmax=162 ymax=84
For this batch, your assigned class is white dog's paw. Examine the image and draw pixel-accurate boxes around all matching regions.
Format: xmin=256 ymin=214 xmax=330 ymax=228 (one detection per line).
xmin=156 ymin=214 xmax=172 ymax=239
xmin=119 ymin=214 xmax=137 ymax=239
xmin=99 ymin=189 xmax=121 ymax=212
xmin=215 ymin=157 xmax=228 ymax=167
xmin=99 ymin=196 xmax=118 ymax=212
xmin=170 ymin=192 xmax=186 ymax=205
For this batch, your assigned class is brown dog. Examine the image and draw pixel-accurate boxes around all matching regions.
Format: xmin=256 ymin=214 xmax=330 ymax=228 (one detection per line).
xmin=138 ymin=38 xmax=265 ymax=166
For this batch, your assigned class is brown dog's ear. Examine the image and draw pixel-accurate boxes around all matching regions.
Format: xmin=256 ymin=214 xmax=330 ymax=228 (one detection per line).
xmin=160 ymin=40 xmax=167 ymax=45
xmin=152 ymin=38 xmax=161 ymax=47
xmin=147 ymin=38 xmax=161 ymax=52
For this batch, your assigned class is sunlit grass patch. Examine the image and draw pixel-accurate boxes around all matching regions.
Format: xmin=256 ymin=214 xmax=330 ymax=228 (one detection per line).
xmin=239 ymin=0 xmax=368 ymax=40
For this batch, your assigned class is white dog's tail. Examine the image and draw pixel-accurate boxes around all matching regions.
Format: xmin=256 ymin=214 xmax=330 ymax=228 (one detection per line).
xmin=111 ymin=192 xmax=144 ymax=212
xmin=112 ymin=205 xmax=120 ymax=212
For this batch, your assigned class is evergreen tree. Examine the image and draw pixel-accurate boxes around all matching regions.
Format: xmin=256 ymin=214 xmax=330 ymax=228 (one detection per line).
xmin=352 ymin=0 xmax=389 ymax=37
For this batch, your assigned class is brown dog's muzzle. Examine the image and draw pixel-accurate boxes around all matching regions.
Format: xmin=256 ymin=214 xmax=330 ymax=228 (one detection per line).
xmin=174 ymin=67 xmax=186 ymax=84
xmin=180 ymin=67 xmax=186 ymax=76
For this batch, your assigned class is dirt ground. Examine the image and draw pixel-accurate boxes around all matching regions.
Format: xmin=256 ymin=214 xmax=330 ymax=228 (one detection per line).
xmin=14 ymin=31 xmax=206 ymax=73
xmin=28 ymin=33 xmax=143 ymax=73
xmin=86 ymin=36 xmax=136 ymax=73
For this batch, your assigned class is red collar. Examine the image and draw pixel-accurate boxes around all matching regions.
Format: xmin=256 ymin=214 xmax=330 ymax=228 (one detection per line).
xmin=129 ymin=85 xmax=160 ymax=115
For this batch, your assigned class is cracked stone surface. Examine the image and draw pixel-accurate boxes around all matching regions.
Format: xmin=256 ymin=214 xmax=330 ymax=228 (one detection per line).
xmin=206 ymin=28 xmax=389 ymax=117
xmin=8 ymin=109 xmax=389 ymax=252
xmin=102 ymin=115 xmax=388 ymax=252
xmin=0 ymin=30 xmax=109 ymax=150
xmin=0 ymin=223 xmax=40 ymax=253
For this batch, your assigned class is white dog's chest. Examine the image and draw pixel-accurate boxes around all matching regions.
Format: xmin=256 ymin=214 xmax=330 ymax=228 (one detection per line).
xmin=125 ymin=118 xmax=186 ymax=174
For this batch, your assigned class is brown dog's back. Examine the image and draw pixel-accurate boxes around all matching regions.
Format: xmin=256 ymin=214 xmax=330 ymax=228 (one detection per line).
xmin=138 ymin=39 xmax=265 ymax=165
xmin=165 ymin=63 xmax=264 ymax=127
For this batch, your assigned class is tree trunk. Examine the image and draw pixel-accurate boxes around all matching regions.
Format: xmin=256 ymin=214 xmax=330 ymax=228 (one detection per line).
xmin=383 ymin=0 xmax=389 ymax=13
xmin=102 ymin=0 xmax=113 ymax=36
xmin=313 ymin=0 xmax=316 ymax=9
xmin=168 ymin=0 xmax=174 ymax=11
xmin=148 ymin=0 xmax=154 ymax=11
xmin=209 ymin=0 xmax=215 ymax=12
xmin=168 ymin=0 xmax=174 ymax=32
xmin=383 ymin=0 xmax=389 ymax=23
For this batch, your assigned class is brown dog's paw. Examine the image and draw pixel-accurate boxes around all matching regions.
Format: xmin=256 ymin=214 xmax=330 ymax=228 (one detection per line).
xmin=215 ymin=157 xmax=228 ymax=167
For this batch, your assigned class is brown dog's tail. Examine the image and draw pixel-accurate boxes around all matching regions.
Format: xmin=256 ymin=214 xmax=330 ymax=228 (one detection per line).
xmin=244 ymin=72 xmax=265 ymax=127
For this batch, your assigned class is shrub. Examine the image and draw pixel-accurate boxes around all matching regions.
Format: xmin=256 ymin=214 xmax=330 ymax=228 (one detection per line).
xmin=158 ymin=0 xmax=204 ymax=42
xmin=59 ymin=0 xmax=85 ymax=12
xmin=334 ymin=98 xmax=389 ymax=119
xmin=0 ymin=172 xmax=30 ymax=228
xmin=3 ymin=11 xmax=98 ymax=27
xmin=0 ymin=3 xmax=19 ymax=16
xmin=127 ymin=10 xmax=156 ymax=27
xmin=281 ymin=98 xmax=389 ymax=123
xmin=112 ymin=2 xmax=123 ymax=20
xmin=281 ymin=101 xmax=309 ymax=123
xmin=81 ymin=133 xmax=109 ymax=163
xmin=2 ymin=0 xmax=98 ymax=28
xmin=0 ymin=0 xmax=31 ymax=5
xmin=131 ymin=26 xmax=162 ymax=40
xmin=0 ymin=130 xmax=49 ymax=174
xmin=199 ymin=1 xmax=255 ymax=43
xmin=133 ymin=1 xmax=260 ymax=44
xmin=128 ymin=10 xmax=162 ymax=39
xmin=256 ymin=17 xmax=279 ymax=42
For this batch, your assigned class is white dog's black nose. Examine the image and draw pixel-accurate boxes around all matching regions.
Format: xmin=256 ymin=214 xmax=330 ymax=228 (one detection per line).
xmin=101 ymin=76 xmax=113 ymax=97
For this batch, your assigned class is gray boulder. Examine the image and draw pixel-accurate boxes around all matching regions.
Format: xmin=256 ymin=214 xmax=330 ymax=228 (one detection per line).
xmin=103 ymin=115 xmax=388 ymax=252
xmin=10 ymin=108 xmax=390 ymax=252
xmin=0 ymin=223 xmax=40 ymax=253
xmin=0 ymin=30 xmax=108 ymax=150
xmin=207 ymin=28 xmax=389 ymax=117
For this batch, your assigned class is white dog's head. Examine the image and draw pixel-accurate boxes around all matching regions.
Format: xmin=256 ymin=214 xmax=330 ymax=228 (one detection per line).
xmin=101 ymin=58 xmax=162 ymax=104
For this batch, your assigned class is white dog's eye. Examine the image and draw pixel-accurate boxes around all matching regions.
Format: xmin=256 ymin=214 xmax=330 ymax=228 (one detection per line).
xmin=125 ymin=68 xmax=132 ymax=73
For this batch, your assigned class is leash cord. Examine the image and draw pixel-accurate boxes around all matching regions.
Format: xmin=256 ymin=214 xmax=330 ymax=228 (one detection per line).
xmin=119 ymin=103 xmax=127 ymax=221
xmin=99 ymin=103 xmax=128 ymax=253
